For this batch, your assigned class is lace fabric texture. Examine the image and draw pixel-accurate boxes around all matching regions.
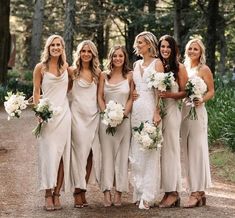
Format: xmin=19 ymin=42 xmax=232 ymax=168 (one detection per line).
xmin=130 ymin=59 xmax=161 ymax=203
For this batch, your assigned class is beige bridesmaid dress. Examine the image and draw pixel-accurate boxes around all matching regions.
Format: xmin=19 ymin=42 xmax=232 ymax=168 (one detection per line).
xmin=70 ymin=78 xmax=101 ymax=190
xmin=99 ymin=76 xmax=131 ymax=193
xmin=181 ymin=67 xmax=212 ymax=192
xmin=38 ymin=71 xmax=71 ymax=191
xmin=161 ymin=81 xmax=182 ymax=192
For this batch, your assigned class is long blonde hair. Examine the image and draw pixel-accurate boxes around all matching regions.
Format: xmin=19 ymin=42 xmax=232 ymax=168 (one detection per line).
xmin=41 ymin=35 xmax=66 ymax=71
xmin=133 ymin=31 xmax=158 ymax=57
xmin=184 ymin=38 xmax=206 ymax=70
xmin=73 ymin=40 xmax=100 ymax=82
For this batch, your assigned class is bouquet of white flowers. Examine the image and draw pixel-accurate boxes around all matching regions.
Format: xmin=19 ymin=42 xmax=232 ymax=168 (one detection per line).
xmin=133 ymin=121 xmax=163 ymax=150
xmin=185 ymin=76 xmax=207 ymax=120
xmin=4 ymin=91 xmax=28 ymax=120
xmin=32 ymin=98 xmax=61 ymax=138
xmin=100 ymin=100 xmax=126 ymax=136
xmin=146 ymin=71 xmax=175 ymax=91
xmin=146 ymin=71 xmax=175 ymax=117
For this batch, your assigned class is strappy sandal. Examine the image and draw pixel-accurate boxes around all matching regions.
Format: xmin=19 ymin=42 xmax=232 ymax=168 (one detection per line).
xmin=44 ymin=193 xmax=54 ymax=211
xmin=158 ymin=192 xmax=170 ymax=207
xmin=81 ymin=190 xmax=88 ymax=207
xmin=184 ymin=191 xmax=205 ymax=208
xmin=53 ymin=192 xmax=62 ymax=210
xmin=159 ymin=191 xmax=180 ymax=208
xmin=199 ymin=191 xmax=206 ymax=206
xmin=73 ymin=191 xmax=84 ymax=208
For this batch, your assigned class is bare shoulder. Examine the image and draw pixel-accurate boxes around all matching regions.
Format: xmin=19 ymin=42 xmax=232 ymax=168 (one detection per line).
xmin=133 ymin=59 xmax=141 ymax=68
xmin=100 ymin=71 xmax=107 ymax=79
xmin=199 ymin=65 xmax=213 ymax=77
xmin=155 ymin=58 xmax=164 ymax=72
xmin=97 ymin=68 xmax=102 ymax=76
xmin=179 ymin=63 xmax=186 ymax=70
xmin=67 ymin=66 xmax=76 ymax=76
xmin=33 ymin=63 xmax=43 ymax=75
xmin=63 ymin=62 xmax=69 ymax=69
xmin=199 ymin=65 xmax=212 ymax=74
xmin=68 ymin=66 xmax=76 ymax=72
xmin=126 ymin=71 xmax=133 ymax=80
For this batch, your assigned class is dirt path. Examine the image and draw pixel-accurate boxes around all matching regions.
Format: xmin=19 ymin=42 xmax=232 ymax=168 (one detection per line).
xmin=0 ymin=107 xmax=235 ymax=218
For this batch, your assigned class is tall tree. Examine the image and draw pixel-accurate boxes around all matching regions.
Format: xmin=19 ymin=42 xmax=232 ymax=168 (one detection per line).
xmin=198 ymin=0 xmax=219 ymax=75
xmin=173 ymin=0 xmax=191 ymax=55
xmin=205 ymin=0 xmax=219 ymax=75
xmin=0 ymin=0 xmax=10 ymax=84
xmin=64 ymin=0 xmax=76 ymax=65
xmin=30 ymin=0 xmax=44 ymax=69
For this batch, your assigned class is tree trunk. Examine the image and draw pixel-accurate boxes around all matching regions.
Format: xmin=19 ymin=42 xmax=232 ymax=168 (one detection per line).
xmin=30 ymin=0 xmax=44 ymax=69
xmin=148 ymin=0 xmax=157 ymax=32
xmin=95 ymin=0 xmax=105 ymax=68
xmin=206 ymin=0 xmax=219 ymax=75
xmin=0 ymin=0 xmax=10 ymax=85
xmin=217 ymin=14 xmax=226 ymax=75
xmin=173 ymin=0 xmax=181 ymax=45
xmin=64 ymin=0 xmax=76 ymax=66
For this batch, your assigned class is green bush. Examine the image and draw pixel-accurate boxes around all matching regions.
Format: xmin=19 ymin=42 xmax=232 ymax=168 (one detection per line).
xmin=0 ymin=70 xmax=33 ymax=104
xmin=23 ymin=71 xmax=33 ymax=81
xmin=0 ymin=85 xmax=7 ymax=104
xmin=6 ymin=79 xmax=33 ymax=99
xmin=207 ymin=73 xmax=235 ymax=151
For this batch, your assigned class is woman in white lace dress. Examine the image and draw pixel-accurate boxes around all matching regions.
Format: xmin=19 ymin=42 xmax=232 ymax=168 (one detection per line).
xmin=157 ymin=35 xmax=187 ymax=208
xmin=33 ymin=35 xmax=71 ymax=211
xmin=68 ymin=40 xmax=101 ymax=208
xmin=181 ymin=38 xmax=214 ymax=208
xmin=130 ymin=31 xmax=164 ymax=209
xmin=98 ymin=45 xmax=134 ymax=207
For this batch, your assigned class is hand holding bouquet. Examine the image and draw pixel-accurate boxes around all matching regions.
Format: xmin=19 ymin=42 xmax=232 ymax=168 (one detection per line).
xmin=100 ymin=100 xmax=127 ymax=136
xmin=146 ymin=71 xmax=175 ymax=91
xmin=4 ymin=91 xmax=28 ymax=120
xmin=133 ymin=121 xmax=163 ymax=150
xmin=185 ymin=76 xmax=207 ymax=120
xmin=146 ymin=71 xmax=175 ymax=117
xmin=32 ymin=98 xmax=61 ymax=138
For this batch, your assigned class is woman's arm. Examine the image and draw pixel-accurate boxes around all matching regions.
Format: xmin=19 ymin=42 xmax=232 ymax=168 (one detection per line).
xmin=159 ymin=63 xmax=188 ymax=100
xmin=67 ymin=66 xmax=75 ymax=92
xmin=97 ymin=72 xmax=106 ymax=112
xmin=194 ymin=65 xmax=214 ymax=107
xmin=124 ymin=72 xmax=134 ymax=116
xmin=33 ymin=63 xmax=43 ymax=105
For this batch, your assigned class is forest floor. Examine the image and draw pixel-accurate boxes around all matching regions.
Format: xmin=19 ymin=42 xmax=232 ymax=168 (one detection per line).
xmin=0 ymin=107 xmax=235 ymax=218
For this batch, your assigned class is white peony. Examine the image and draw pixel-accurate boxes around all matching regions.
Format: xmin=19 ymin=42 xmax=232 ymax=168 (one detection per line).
xmin=4 ymin=91 xmax=28 ymax=120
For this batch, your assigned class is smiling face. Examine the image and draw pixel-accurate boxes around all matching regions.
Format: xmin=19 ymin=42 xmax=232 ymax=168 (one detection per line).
xmin=49 ymin=38 xmax=63 ymax=57
xmin=160 ymin=39 xmax=171 ymax=60
xmin=80 ymin=44 xmax=93 ymax=63
xmin=136 ymin=36 xmax=150 ymax=56
xmin=112 ymin=48 xmax=125 ymax=68
xmin=187 ymin=42 xmax=201 ymax=62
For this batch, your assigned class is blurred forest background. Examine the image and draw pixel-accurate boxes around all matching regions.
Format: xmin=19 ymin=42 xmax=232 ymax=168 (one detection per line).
xmin=0 ymin=0 xmax=234 ymax=156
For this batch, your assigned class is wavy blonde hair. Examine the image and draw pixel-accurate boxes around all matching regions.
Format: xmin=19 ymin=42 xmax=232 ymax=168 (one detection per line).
xmin=106 ymin=45 xmax=131 ymax=79
xmin=184 ymin=38 xmax=206 ymax=70
xmin=73 ymin=40 xmax=100 ymax=82
xmin=133 ymin=31 xmax=158 ymax=58
xmin=40 ymin=35 xmax=66 ymax=71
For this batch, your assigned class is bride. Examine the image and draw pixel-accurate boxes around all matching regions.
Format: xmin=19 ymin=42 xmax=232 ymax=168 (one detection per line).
xmin=130 ymin=31 xmax=164 ymax=209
